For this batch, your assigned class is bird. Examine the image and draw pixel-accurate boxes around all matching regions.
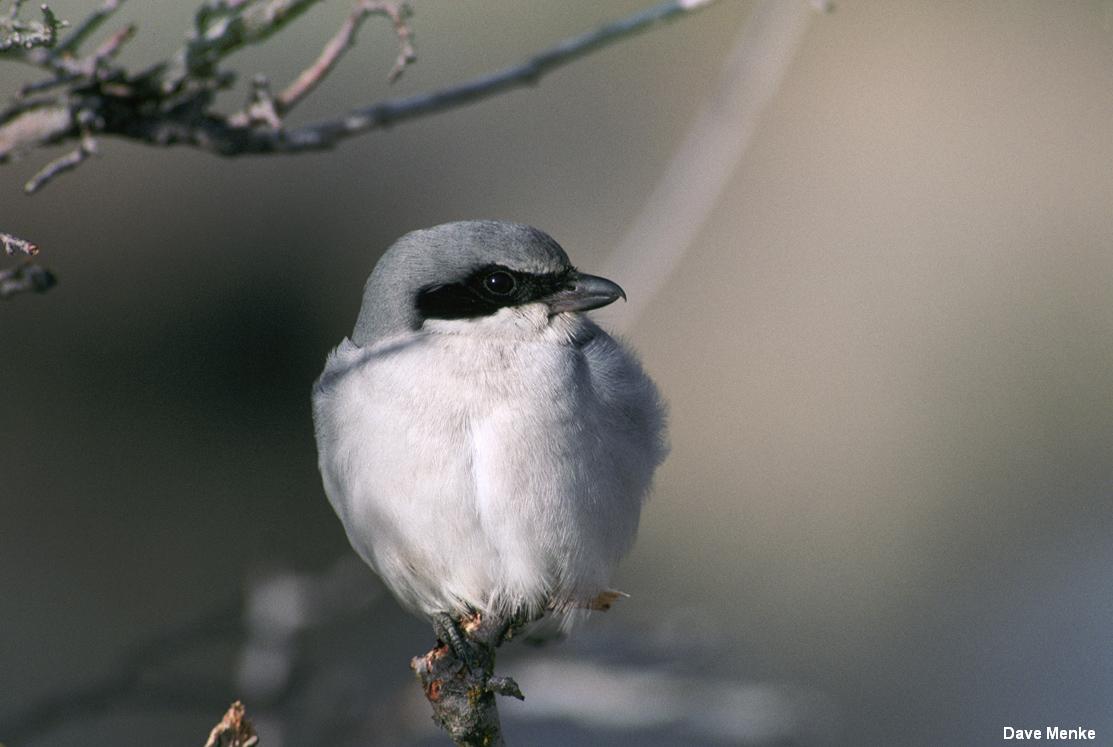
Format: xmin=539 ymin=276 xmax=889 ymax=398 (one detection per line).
xmin=312 ymin=220 xmax=667 ymax=651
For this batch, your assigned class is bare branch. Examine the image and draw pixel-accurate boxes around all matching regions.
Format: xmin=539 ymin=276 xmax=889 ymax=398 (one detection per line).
xmin=24 ymin=22 xmax=135 ymax=83
xmin=164 ymin=0 xmax=324 ymax=92
xmin=0 ymin=0 xmax=726 ymax=291
xmin=4 ymin=0 xmax=722 ymax=166
xmin=0 ymin=260 xmax=55 ymax=298
xmin=18 ymin=70 xmax=79 ymax=96
xmin=243 ymin=0 xmax=720 ymax=153
xmin=84 ymin=22 xmax=135 ymax=70
xmin=7 ymin=4 xmax=131 ymax=79
xmin=283 ymin=1 xmax=411 ymax=110
xmin=24 ymin=129 xmax=96 ymax=193
xmin=230 ymin=73 xmax=282 ymax=129
xmin=54 ymin=0 xmax=121 ymax=56
xmin=0 ymin=2 xmax=65 ymax=53
xmin=229 ymin=0 xmax=414 ymax=129
xmin=372 ymin=0 xmax=415 ymax=83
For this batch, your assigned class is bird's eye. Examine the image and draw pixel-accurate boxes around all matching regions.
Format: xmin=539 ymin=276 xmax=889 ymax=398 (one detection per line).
xmin=483 ymin=271 xmax=516 ymax=295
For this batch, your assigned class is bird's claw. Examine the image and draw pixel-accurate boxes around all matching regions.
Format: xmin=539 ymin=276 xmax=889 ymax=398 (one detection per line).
xmin=431 ymin=612 xmax=483 ymax=672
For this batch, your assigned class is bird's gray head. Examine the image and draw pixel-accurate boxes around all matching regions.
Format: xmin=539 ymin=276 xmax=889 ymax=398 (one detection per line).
xmin=352 ymin=220 xmax=625 ymax=346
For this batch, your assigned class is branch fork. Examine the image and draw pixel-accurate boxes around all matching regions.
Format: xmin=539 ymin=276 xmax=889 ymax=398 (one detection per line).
xmin=229 ymin=1 xmax=415 ymax=130
xmin=0 ymin=0 xmax=725 ymax=297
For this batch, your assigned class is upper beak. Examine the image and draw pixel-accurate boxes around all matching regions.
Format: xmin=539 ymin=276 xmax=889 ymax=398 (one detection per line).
xmin=545 ymin=271 xmax=627 ymax=314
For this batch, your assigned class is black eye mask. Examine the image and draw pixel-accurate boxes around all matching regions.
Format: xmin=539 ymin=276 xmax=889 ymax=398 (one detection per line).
xmin=415 ymin=264 xmax=575 ymax=321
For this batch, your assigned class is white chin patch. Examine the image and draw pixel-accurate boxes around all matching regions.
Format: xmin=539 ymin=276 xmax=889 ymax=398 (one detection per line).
xmin=423 ymin=303 xmax=583 ymax=342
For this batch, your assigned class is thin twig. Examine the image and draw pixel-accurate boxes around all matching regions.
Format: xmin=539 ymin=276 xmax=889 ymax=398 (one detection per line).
xmin=54 ymin=0 xmax=121 ymax=56
xmin=372 ymin=0 xmax=415 ymax=83
xmin=1 ymin=228 xmax=37 ymax=255
xmin=24 ymin=129 xmax=96 ymax=193
xmin=0 ymin=0 xmax=721 ymax=173
xmin=165 ymin=0 xmax=324 ymax=92
xmin=229 ymin=1 xmax=413 ymax=129
xmin=32 ymin=21 xmax=135 ymax=79
xmin=280 ymin=1 xmax=411 ymax=111
xmin=220 ymin=0 xmax=724 ymax=154
xmin=18 ymin=69 xmax=80 ymax=96
xmin=84 ymin=22 xmax=135 ymax=72
xmin=230 ymin=74 xmax=282 ymax=129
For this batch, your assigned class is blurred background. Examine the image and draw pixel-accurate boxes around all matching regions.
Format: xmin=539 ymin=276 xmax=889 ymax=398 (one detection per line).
xmin=3 ymin=1 xmax=1113 ymax=744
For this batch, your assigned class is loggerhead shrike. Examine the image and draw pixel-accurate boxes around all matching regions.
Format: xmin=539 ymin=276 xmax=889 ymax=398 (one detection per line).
xmin=312 ymin=220 xmax=667 ymax=646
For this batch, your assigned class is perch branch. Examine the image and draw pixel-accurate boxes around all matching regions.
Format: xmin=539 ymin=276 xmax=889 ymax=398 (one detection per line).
xmin=411 ymin=611 xmax=527 ymax=747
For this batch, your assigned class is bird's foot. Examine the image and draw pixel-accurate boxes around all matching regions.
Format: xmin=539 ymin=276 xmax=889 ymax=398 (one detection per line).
xmin=431 ymin=611 xmax=483 ymax=672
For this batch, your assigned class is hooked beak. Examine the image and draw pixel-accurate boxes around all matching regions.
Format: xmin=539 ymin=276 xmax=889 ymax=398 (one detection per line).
xmin=545 ymin=272 xmax=627 ymax=314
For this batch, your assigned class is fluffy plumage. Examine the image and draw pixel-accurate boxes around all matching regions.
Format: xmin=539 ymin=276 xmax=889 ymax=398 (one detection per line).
xmin=312 ymin=221 xmax=667 ymax=623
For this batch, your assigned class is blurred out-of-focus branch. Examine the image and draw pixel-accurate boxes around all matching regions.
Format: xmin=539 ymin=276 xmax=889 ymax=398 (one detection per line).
xmin=204 ymin=701 xmax=259 ymax=747
xmin=0 ymin=554 xmax=834 ymax=744
xmin=0 ymin=0 xmax=723 ymax=295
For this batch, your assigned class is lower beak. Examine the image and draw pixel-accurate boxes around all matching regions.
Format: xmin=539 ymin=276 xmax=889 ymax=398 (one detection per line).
xmin=545 ymin=272 xmax=627 ymax=313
